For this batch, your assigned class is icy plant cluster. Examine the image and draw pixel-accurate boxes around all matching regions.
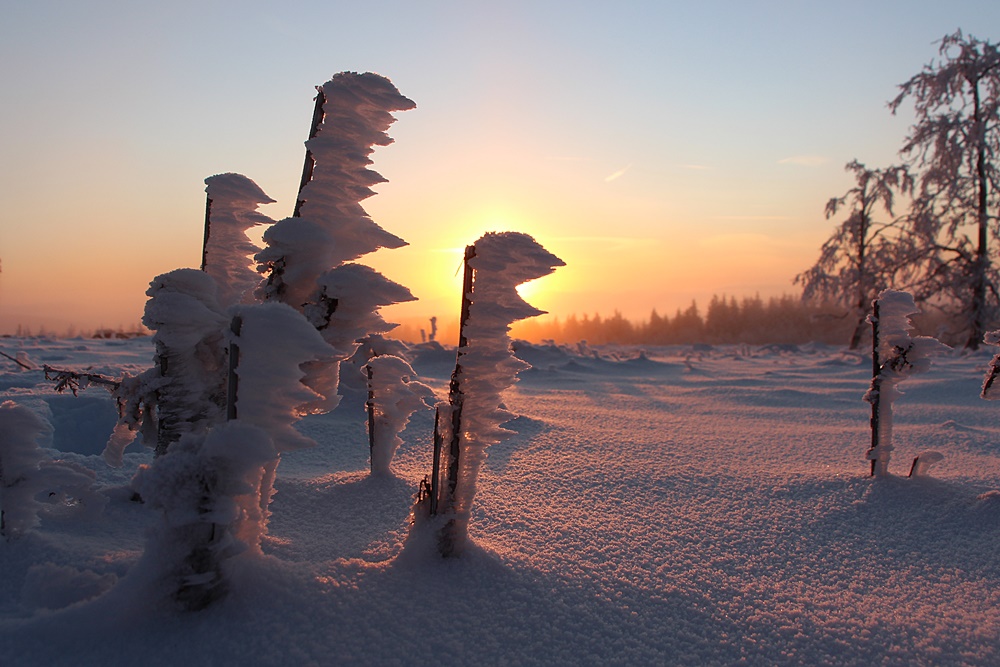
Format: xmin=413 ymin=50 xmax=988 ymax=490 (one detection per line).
xmin=87 ymin=72 xmax=421 ymax=607
xmin=864 ymin=289 xmax=950 ymax=477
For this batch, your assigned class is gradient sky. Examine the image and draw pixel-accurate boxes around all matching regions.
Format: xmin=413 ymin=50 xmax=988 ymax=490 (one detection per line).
xmin=2 ymin=1 xmax=999 ymax=338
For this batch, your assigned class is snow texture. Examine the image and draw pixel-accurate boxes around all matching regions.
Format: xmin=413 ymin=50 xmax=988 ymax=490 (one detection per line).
xmin=864 ymin=289 xmax=950 ymax=476
xmin=202 ymin=173 xmax=275 ymax=308
xmin=0 ymin=401 xmax=103 ymax=538
xmin=5 ymin=337 xmax=1000 ymax=664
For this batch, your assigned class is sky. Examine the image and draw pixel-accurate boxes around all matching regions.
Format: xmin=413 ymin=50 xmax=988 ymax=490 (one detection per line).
xmin=2 ymin=1 xmax=999 ymax=339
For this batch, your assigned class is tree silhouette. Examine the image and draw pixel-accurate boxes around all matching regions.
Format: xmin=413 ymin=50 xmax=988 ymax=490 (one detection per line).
xmin=890 ymin=30 xmax=1000 ymax=349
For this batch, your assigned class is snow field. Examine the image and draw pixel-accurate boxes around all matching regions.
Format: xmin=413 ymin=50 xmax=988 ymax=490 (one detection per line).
xmin=1 ymin=338 xmax=999 ymax=665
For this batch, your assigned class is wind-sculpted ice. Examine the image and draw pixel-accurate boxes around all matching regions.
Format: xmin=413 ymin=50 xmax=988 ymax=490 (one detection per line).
xmin=864 ymin=289 xmax=950 ymax=476
xmin=441 ymin=232 xmax=564 ymax=553
xmin=203 ymin=173 xmax=275 ymax=308
xmin=254 ymin=72 xmax=415 ymax=411
xmin=366 ymin=354 xmax=434 ymax=475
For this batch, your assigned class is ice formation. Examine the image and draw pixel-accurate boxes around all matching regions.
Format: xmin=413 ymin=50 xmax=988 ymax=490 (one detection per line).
xmin=131 ymin=300 xmax=331 ymax=609
xmin=980 ymin=330 xmax=1000 ymax=399
xmin=138 ymin=269 xmax=230 ymax=455
xmin=202 ymin=173 xmax=276 ymax=308
xmin=254 ymin=72 xmax=416 ymax=413
xmin=431 ymin=232 xmax=564 ymax=554
xmin=864 ymin=289 xmax=950 ymax=477
xmin=366 ymin=354 xmax=434 ymax=475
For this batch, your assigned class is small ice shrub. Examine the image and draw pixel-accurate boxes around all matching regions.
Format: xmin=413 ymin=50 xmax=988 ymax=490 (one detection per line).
xmin=864 ymin=289 xmax=949 ymax=477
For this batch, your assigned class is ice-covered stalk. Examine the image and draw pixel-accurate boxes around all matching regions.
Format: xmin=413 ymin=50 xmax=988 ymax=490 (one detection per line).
xmin=868 ymin=300 xmax=882 ymax=476
xmin=428 ymin=232 xmax=564 ymax=556
xmin=132 ymin=302 xmax=330 ymax=610
xmin=254 ymin=72 xmax=416 ymax=413
xmin=980 ymin=331 xmax=1000 ymax=398
xmin=863 ymin=290 xmax=950 ymax=477
xmin=143 ymin=270 xmax=229 ymax=456
xmin=202 ymin=174 xmax=275 ymax=308
xmin=365 ymin=355 xmax=433 ymax=475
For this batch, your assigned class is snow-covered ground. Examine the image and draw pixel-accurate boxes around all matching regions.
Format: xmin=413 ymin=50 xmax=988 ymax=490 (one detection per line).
xmin=2 ymin=336 xmax=1000 ymax=666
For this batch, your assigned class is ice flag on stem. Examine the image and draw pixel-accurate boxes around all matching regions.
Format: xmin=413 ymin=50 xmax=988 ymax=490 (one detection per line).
xmin=0 ymin=401 xmax=104 ymax=538
xmin=202 ymin=173 xmax=275 ymax=308
xmin=253 ymin=72 xmax=416 ymax=413
xmin=255 ymin=72 xmax=415 ymax=308
xmin=864 ymin=289 xmax=950 ymax=477
xmin=366 ymin=355 xmax=435 ymax=476
xmin=428 ymin=232 xmax=564 ymax=556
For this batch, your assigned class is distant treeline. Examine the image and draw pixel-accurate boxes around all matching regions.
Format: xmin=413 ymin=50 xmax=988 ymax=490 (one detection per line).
xmin=510 ymin=294 xmax=881 ymax=346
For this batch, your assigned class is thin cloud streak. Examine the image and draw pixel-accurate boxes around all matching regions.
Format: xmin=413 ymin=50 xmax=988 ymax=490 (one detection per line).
xmin=604 ymin=164 xmax=632 ymax=182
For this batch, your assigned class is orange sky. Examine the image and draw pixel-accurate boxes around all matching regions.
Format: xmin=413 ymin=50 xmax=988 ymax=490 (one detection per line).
xmin=2 ymin=3 xmax=995 ymax=339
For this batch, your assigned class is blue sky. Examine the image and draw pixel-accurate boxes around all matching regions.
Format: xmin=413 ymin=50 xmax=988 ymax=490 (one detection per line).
xmin=2 ymin=1 xmax=998 ymax=334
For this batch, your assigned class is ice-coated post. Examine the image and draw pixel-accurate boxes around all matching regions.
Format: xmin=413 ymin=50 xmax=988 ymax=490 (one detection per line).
xmin=293 ymin=87 xmax=327 ymax=218
xmin=200 ymin=195 xmax=212 ymax=272
xmin=438 ymin=245 xmax=476 ymax=555
xmin=366 ymin=364 xmax=376 ymax=471
xmin=226 ymin=315 xmax=242 ymax=421
xmin=868 ymin=299 xmax=881 ymax=476
xmin=429 ymin=407 xmax=442 ymax=516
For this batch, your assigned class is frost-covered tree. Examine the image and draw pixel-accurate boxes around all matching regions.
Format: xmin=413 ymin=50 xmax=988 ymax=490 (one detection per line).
xmin=890 ymin=31 xmax=1000 ymax=349
xmin=202 ymin=173 xmax=275 ymax=308
xmin=796 ymin=160 xmax=920 ymax=348
xmin=255 ymin=72 xmax=416 ymax=410
xmin=864 ymin=290 xmax=950 ymax=477
xmin=0 ymin=401 xmax=104 ymax=538
xmin=418 ymin=232 xmax=564 ymax=556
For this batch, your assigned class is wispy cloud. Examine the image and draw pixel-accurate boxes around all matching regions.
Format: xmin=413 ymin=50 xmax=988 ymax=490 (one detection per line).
xmin=604 ymin=164 xmax=632 ymax=182
xmin=778 ymin=155 xmax=828 ymax=167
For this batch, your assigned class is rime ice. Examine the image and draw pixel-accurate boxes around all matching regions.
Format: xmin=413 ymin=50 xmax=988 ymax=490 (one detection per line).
xmin=864 ymin=289 xmax=950 ymax=476
xmin=203 ymin=173 xmax=276 ymax=308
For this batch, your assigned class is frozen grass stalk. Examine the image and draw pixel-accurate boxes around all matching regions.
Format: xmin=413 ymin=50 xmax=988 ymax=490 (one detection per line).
xmin=416 ymin=233 xmax=564 ymax=557
xmin=863 ymin=290 xmax=949 ymax=477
